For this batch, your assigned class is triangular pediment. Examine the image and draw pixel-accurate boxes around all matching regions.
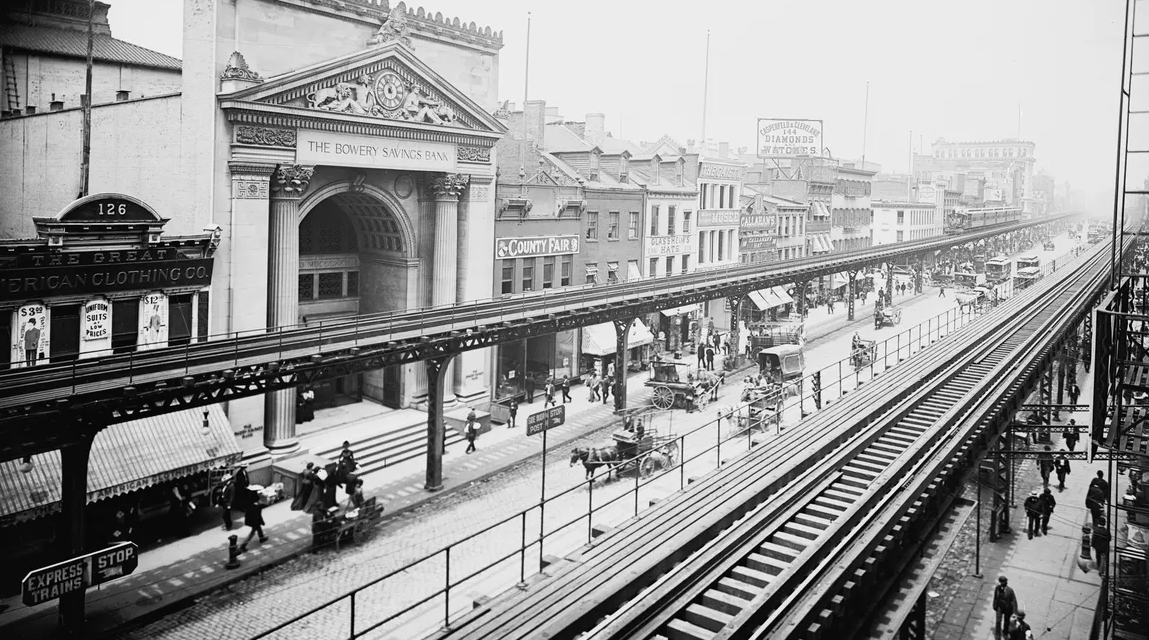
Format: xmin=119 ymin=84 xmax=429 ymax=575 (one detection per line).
xmin=221 ymin=43 xmax=506 ymax=138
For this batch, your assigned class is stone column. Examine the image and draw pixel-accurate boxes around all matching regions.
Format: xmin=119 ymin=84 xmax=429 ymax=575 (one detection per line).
xmin=264 ymin=164 xmax=313 ymax=456
xmin=425 ymin=173 xmax=470 ymax=405
xmin=454 ymin=177 xmax=494 ymax=402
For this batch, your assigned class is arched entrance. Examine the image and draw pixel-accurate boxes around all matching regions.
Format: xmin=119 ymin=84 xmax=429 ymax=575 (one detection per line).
xmin=297 ymin=186 xmax=415 ymax=409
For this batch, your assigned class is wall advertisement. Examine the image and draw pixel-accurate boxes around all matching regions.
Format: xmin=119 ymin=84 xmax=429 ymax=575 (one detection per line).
xmin=138 ymin=292 xmax=168 ymax=351
xmin=697 ymin=211 xmax=741 ymax=227
xmin=756 ymin=118 xmax=824 ymax=159
xmin=10 ymin=303 xmax=50 ymax=368
xmin=645 ymin=234 xmax=696 ymax=257
xmin=81 ymin=297 xmax=113 ymax=358
xmin=495 ymin=235 xmax=580 ymax=259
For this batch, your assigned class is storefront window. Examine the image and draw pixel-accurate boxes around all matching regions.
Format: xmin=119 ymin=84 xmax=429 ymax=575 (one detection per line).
xmin=49 ymin=304 xmax=81 ymax=362
xmin=112 ymin=298 xmax=139 ymax=354
xmin=196 ymin=291 xmax=210 ymax=342
xmin=168 ymin=294 xmax=194 ymax=347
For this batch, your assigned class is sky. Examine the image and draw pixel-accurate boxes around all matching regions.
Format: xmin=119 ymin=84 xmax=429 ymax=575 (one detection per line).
xmin=105 ymin=0 xmax=1132 ymax=205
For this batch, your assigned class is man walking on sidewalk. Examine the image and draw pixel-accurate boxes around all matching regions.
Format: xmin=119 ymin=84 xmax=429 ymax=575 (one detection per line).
xmin=587 ymin=372 xmax=599 ymax=402
xmin=992 ymin=576 xmax=1018 ymax=637
xmin=938 ymin=285 xmax=946 ymax=298
xmin=561 ymin=376 xmax=572 ymax=404
xmin=1038 ymin=446 xmax=1055 ymax=488
xmin=1039 ymin=487 xmax=1056 ymax=535
xmin=240 ymin=491 xmax=268 ymax=553
xmin=1054 ymin=454 xmax=1071 ymax=491
xmin=508 ymin=398 xmax=518 ymax=428
xmin=525 ymin=378 xmax=535 ymax=404
xmin=544 ymin=379 xmax=556 ymax=407
xmin=1068 ymin=381 xmax=1081 ymax=407
xmin=464 ymin=414 xmax=478 ymax=454
xmin=1064 ymin=420 xmax=1079 ymax=451
xmin=1092 ymin=518 xmax=1111 ymax=576
xmin=601 ymin=375 xmax=612 ymax=405
xmin=1024 ymin=490 xmax=1043 ymax=539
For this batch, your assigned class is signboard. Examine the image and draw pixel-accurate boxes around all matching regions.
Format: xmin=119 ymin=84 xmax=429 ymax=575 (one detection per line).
xmin=526 ymin=405 xmax=566 ymax=436
xmin=22 ymin=542 xmax=138 ymax=606
xmin=58 ymin=194 xmax=159 ymax=223
xmin=82 ymin=298 xmax=110 ymax=341
xmin=11 ymin=303 xmax=49 ymax=368
xmin=495 ymin=235 xmax=580 ymax=259
xmin=138 ymin=291 xmax=168 ymax=351
xmin=698 ymin=163 xmax=746 ymax=181
xmin=756 ymin=119 xmax=824 ymax=159
xmin=297 ymin=129 xmax=457 ymax=172
xmin=697 ymin=211 xmax=741 ymax=227
xmin=741 ymin=236 xmax=777 ymax=251
xmin=645 ymin=234 xmax=695 ymax=257
xmin=0 ymin=258 xmax=215 ymax=303
xmin=741 ymin=213 xmax=776 ymax=230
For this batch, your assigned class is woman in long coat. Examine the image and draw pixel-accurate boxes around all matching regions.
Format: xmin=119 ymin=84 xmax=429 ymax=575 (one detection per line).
xmin=290 ymin=463 xmax=316 ymax=511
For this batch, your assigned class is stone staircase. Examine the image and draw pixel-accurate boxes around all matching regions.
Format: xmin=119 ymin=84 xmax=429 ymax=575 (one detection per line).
xmin=313 ymin=420 xmax=467 ymax=477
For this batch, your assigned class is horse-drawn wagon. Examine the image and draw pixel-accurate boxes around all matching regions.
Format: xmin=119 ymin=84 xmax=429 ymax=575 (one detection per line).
xmin=645 ymin=357 xmax=723 ymax=410
xmin=570 ymin=416 xmax=678 ymax=481
xmin=851 ymin=337 xmax=877 ymax=368
xmin=874 ymin=305 xmax=902 ymax=329
xmin=737 ymin=385 xmax=783 ymax=432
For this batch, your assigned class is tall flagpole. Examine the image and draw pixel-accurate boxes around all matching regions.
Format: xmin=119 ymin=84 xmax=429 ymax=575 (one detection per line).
xmin=1017 ymin=103 xmax=1022 ymax=139
xmin=80 ymin=0 xmax=95 ymax=197
xmin=521 ymin=12 xmax=531 ymax=171
xmin=861 ymin=81 xmax=870 ymax=169
xmin=700 ymin=31 xmax=710 ymax=149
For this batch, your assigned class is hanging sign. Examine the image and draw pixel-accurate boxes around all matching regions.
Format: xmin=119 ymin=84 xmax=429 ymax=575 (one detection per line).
xmin=82 ymin=298 xmax=111 ymax=341
xmin=11 ymin=303 xmax=49 ymax=368
xmin=138 ymin=291 xmax=168 ymax=350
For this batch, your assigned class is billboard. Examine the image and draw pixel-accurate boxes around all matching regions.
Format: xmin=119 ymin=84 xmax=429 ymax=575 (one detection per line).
xmin=756 ymin=119 xmax=824 ymax=159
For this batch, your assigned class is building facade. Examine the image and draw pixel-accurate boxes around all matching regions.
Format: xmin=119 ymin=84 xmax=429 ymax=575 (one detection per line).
xmin=914 ymin=139 xmax=1037 ymax=213
xmin=871 ymin=200 xmax=943 ymax=245
xmin=830 ymin=164 xmax=874 ymax=252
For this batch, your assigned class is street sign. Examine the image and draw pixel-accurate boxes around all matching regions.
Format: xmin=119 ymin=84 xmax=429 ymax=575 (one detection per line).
xmin=526 ymin=405 xmax=566 ymax=436
xmin=22 ymin=542 xmax=138 ymax=606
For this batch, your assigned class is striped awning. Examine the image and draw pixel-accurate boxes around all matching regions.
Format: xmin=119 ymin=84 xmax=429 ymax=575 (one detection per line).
xmin=0 ymin=405 xmax=241 ymax=526
xmin=581 ymin=319 xmax=655 ymax=356
xmin=747 ymin=286 xmax=795 ymax=310
xmin=810 ymin=233 xmax=833 ymax=253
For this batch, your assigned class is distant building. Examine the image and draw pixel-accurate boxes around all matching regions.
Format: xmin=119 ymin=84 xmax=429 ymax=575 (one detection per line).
xmin=914 ymin=139 xmax=1037 ymax=213
xmin=872 ymin=200 xmax=943 ymax=245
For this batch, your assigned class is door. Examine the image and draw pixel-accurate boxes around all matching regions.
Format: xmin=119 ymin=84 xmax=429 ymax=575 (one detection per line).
xmin=382 ymin=366 xmax=401 ymax=408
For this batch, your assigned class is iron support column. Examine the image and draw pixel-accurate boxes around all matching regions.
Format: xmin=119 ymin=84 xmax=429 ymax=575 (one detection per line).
xmin=612 ymin=319 xmax=633 ymax=413
xmin=424 ymin=354 xmax=455 ymax=491
xmin=58 ymin=431 xmax=95 ymax=637
xmin=914 ymin=259 xmax=924 ymax=295
xmin=728 ymin=297 xmax=742 ymax=367
xmin=796 ymin=280 xmax=809 ymax=319
xmin=885 ymin=261 xmax=895 ymax=304
xmin=1055 ymin=344 xmax=1067 ymax=420
xmin=847 ymin=271 xmax=858 ymax=321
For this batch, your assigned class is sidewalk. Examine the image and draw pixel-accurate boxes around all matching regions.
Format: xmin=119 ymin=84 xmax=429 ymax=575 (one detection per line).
xmin=930 ymin=367 xmax=1103 ymax=639
xmin=0 ymin=290 xmax=899 ymax=639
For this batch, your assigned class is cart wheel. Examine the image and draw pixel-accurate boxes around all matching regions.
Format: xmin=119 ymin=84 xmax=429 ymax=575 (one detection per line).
xmin=639 ymin=455 xmax=657 ymax=477
xmin=652 ymin=386 xmax=675 ymax=410
xmin=663 ymin=442 xmax=679 ymax=464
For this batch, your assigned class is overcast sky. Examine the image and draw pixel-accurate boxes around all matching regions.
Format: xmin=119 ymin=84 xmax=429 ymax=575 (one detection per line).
xmin=106 ymin=0 xmax=1129 ymax=202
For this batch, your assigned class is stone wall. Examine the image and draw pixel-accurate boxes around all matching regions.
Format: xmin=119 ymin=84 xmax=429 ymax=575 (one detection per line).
xmin=7 ymin=54 xmax=181 ymax=114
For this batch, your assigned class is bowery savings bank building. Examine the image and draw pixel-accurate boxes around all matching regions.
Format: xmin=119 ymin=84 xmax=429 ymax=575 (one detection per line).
xmin=0 ymin=0 xmax=506 ymax=505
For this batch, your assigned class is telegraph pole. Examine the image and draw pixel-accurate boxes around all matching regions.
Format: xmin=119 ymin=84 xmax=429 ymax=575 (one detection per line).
xmin=79 ymin=0 xmax=95 ymax=197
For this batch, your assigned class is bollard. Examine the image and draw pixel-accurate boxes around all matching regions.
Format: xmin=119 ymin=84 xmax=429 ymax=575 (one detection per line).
xmin=226 ymin=534 xmax=242 ymax=569
xmin=1076 ymin=523 xmax=1092 ymax=573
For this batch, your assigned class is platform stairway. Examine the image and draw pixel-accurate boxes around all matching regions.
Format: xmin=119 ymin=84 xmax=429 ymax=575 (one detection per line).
xmin=314 ymin=421 xmax=466 ymax=477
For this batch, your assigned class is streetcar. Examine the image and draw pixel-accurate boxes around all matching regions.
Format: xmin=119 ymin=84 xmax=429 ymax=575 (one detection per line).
xmin=1014 ymin=267 xmax=1042 ymax=290
xmin=984 ymin=257 xmax=1013 ymax=283
xmin=954 ymin=271 xmax=986 ymax=288
xmin=944 ymin=207 xmax=1024 ymax=235
xmin=1016 ymin=255 xmax=1040 ymax=270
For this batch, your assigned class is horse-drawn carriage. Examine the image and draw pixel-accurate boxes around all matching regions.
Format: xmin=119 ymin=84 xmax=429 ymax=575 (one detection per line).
xmin=737 ymin=385 xmax=783 ymax=432
xmin=1043 ymin=239 xmax=1057 ymax=252
xmin=874 ymin=304 xmax=902 ymax=329
xmin=851 ymin=337 xmax=877 ymax=368
xmin=645 ymin=357 xmax=722 ymax=410
xmin=570 ymin=416 xmax=679 ymax=481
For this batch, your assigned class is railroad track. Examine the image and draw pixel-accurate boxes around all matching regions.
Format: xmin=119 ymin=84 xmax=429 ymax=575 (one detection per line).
xmin=428 ymin=238 xmax=1115 ymax=640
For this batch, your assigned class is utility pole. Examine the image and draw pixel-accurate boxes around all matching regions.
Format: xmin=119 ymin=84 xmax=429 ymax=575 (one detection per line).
xmin=861 ymin=81 xmax=869 ymax=169
xmin=520 ymin=12 xmax=531 ymax=172
xmin=700 ymin=31 xmax=710 ymax=148
xmin=79 ymin=0 xmax=95 ymax=197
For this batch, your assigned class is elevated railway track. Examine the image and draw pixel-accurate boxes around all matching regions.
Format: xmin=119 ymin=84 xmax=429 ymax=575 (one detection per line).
xmin=428 ymin=234 xmax=1124 ymax=640
xmin=0 ymin=216 xmax=1072 ymax=460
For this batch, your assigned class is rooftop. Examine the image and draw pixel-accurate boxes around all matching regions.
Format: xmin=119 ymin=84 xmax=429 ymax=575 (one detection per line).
xmin=0 ymin=23 xmax=181 ymax=70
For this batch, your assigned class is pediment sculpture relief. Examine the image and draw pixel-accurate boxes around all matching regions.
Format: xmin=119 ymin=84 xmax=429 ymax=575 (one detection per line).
xmin=305 ymin=69 xmax=462 ymax=127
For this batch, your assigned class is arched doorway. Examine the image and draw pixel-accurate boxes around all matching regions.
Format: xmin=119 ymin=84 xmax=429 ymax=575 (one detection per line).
xmin=298 ymin=188 xmax=413 ymax=409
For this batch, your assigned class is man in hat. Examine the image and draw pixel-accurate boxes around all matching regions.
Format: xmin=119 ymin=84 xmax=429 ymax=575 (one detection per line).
xmin=1039 ymin=487 xmax=1056 ymax=535
xmin=1092 ymin=517 xmax=1111 ymax=576
xmin=1023 ymin=489 xmax=1043 ymax=539
xmin=231 ymin=462 xmax=251 ymax=511
xmin=992 ymin=576 xmax=1018 ymax=637
xmin=1037 ymin=446 xmax=1055 ymax=489
xmin=1054 ymin=454 xmax=1071 ymax=491
xmin=1063 ymin=420 xmax=1079 ymax=451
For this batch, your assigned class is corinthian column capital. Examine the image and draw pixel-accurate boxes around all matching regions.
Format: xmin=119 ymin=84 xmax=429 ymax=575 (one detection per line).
xmin=424 ymin=173 xmax=470 ymax=200
xmin=271 ymin=164 xmax=315 ymax=199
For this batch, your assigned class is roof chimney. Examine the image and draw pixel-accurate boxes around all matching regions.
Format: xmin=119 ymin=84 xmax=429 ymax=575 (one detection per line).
xmin=585 ymin=113 xmax=605 ymax=143
xmin=525 ymin=100 xmax=546 ymax=146
xmin=50 ymin=93 xmax=64 ymax=111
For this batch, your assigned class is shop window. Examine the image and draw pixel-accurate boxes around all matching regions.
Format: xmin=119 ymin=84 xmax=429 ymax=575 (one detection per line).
xmin=607 ymin=261 xmax=619 ymax=283
xmin=502 ymin=259 xmax=515 ymax=294
xmin=168 ymin=294 xmax=194 ymax=347
xmin=608 ymin=212 xmax=619 ymax=240
xmin=683 ymin=211 xmax=692 ymax=234
xmin=50 ymin=304 xmax=81 ymax=362
xmin=522 ymin=257 xmax=535 ymax=291
xmin=318 ymin=273 xmax=343 ymax=299
xmin=197 ymin=291 xmax=210 ymax=342
xmin=560 ymin=256 xmax=572 ymax=286
xmin=299 ymin=274 xmax=315 ymax=301
xmin=347 ymin=271 xmax=359 ymax=297
xmin=112 ymin=298 xmax=139 ymax=354
xmin=542 ymin=256 xmax=555 ymax=289
xmin=628 ymin=212 xmax=639 ymax=239
xmin=649 ymin=258 xmax=658 ymax=278
xmin=668 ymin=206 xmax=677 ymax=235
xmin=586 ymin=212 xmax=599 ymax=240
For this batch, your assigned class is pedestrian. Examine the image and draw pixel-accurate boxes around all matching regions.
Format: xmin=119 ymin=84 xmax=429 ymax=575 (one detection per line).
xmin=525 ymin=377 xmax=535 ymax=403
xmin=508 ymin=398 xmax=518 ymax=428
xmin=1023 ymin=489 xmax=1043 ymax=539
xmin=722 ymin=339 xmax=731 ymax=356
xmin=464 ymin=417 xmax=477 ymax=453
xmin=939 ymin=285 xmax=946 ymax=298
xmin=168 ymin=484 xmax=191 ymax=538
xmin=240 ymin=490 xmax=268 ymax=552
xmin=1008 ymin=611 xmax=1032 ymax=640
xmin=1092 ymin=517 xmax=1111 ymax=575
xmin=339 ymin=441 xmax=358 ymax=475
xmin=1086 ymin=483 xmax=1106 ymax=526
xmin=600 ymin=375 xmax=611 ymax=405
xmin=544 ymin=379 xmax=556 ymax=407
xmin=1054 ymin=454 xmax=1070 ymax=491
xmin=697 ymin=346 xmax=706 ymax=369
xmin=344 ymin=478 xmax=366 ymax=511
xmin=214 ymin=475 xmax=235 ymax=531
xmin=588 ymin=372 xmax=599 ymax=401
xmin=561 ymin=376 xmax=572 ymax=404
xmin=1039 ymin=487 xmax=1056 ymax=535
xmin=1064 ymin=420 xmax=1079 ymax=451
xmin=685 ymin=384 xmax=696 ymax=414
xmin=232 ymin=462 xmax=251 ymax=511
xmin=290 ymin=462 xmax=316 ymax=512
xmin=1089 ymin=470 xmax=1110 ymax=499
xmin=1068 ymin=382 xmax=1081 ymax=407
xmin=992 ymin=576 xmax=1018 ymax=638
xmin=705 ymin=345 xmax=715 ymax=371
xmin=1038 ymin=446 xmax=1055 ymax=488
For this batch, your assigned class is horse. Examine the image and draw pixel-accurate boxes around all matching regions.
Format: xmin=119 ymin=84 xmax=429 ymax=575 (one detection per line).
xmin=570 ymin=446 xmax=621 ymax=481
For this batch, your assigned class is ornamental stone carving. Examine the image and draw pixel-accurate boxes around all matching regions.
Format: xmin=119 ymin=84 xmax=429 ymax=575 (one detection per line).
xmin=304 ymin=69 xmax=462 ymax=127
xmin=370 ymin=6 xmax=414 ymax=49
xmin=458 ymin=146 xmax=491 ymax=163
xmin=232 ymin=179 xmax=270 ymax=200
xmin=235 ymin=126 xmax=296 ymax=147
xmin=221 ymin=51 xmax=263 ymax=83
xmin=271 ymin=165 xmax=315 ymax=199
xmin=468 ymin=185 xmax=490 ymax=201
xmin=425 ymin=173 xmax=470 ymax=199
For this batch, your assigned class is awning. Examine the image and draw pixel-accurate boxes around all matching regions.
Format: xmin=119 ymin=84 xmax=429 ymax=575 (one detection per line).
xmin=627 ymin=262 xmax=643 ymax=281
xmin=830 ymin=271 xmax=850 ymax=289
xmin=813 ymin=202 xmax=831 ymax=217
xmin=0 ymin=405 xmax=242 ymax=526
xmin=747 ymin=286 xmax=795 ymax=310
xmin=660 ymin=303 xmax=702 ymax=317
xmin=585 ymin=265 xmax=599 ymax=283
xmin=581 ymin=319 xmax=655 ymax=356
xmin=810 ymin=233 xmax=832 ymax=253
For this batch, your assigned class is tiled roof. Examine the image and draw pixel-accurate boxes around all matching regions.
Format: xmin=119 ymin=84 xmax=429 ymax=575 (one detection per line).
xmin=544 ymin=124 xmax=593 ymax=153
xmin=0 ymin=24 xmax=182 ymax=71
xmin=0 ymin=405 xmax=240 ymax=526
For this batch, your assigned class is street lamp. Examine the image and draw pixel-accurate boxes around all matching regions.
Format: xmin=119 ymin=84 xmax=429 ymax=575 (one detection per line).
xmin=18 ymin=455 xmax=33 ymax=474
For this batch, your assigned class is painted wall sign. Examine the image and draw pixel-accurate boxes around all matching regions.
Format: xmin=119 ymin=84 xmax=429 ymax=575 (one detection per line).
xmin=58 ymin=195 xmax=159 ymax=223
xmin=10 ymin=303 xmax=49 ymax=368
xmin=0 ymin=258 xmax=215 ymax=302
xmin=297 ymin=130 xmax=457 ymax=172
xmin=697 ymin=210 xmax=742 ymax=227
xmin=645 ymin=234 xmax=696 ymax=257
xmin=756 ymin=118 xmax=824 ymax=159
xmin=698 ymin=163 xmax=746 ymax=181
xmin=82 ymin=298 xmax=110 ymax=341
xmin=13 ymin=248 xmax=183 ymax=268
xmin=741 ymin=213 xmax=777 ymax=230
xmin=741 ymin=236 xmax=777 ymax=251
xmin=138 ymin=292 xmax=168 ymax=351
xmin=495 ymin=235 xmax=580 ymax=259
